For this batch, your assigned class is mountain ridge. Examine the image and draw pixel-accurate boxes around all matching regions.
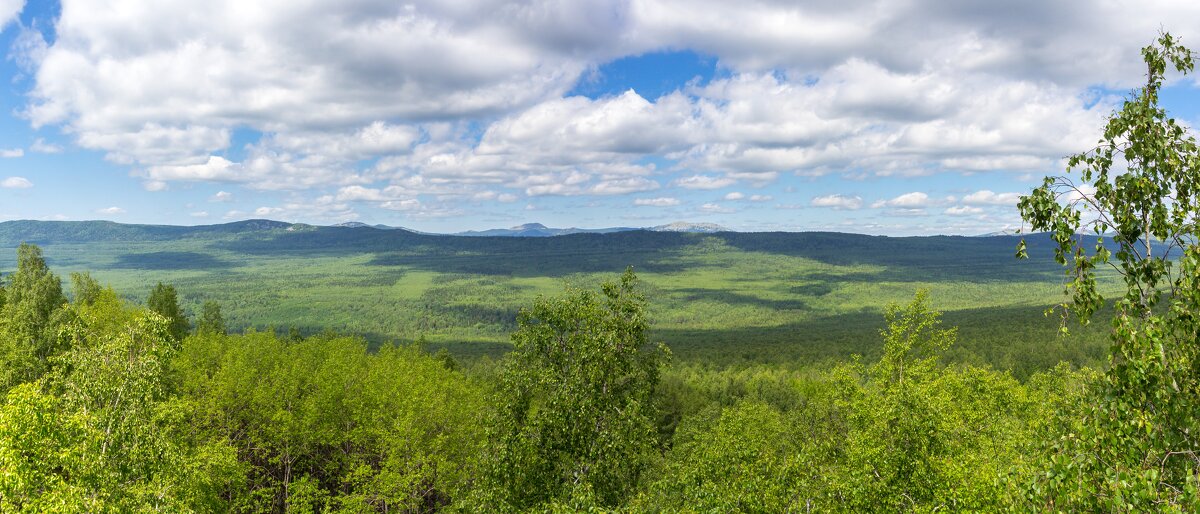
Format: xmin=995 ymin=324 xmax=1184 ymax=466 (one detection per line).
xmin=0 ymin=218 xmax=1062 ymax=245
xmin=0 ymin=219 xmax=1039 ymax=245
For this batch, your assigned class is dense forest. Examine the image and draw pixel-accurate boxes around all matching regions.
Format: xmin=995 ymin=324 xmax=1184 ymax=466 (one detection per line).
xmin=2 ymin=34 xmax=1199 ymax=512
xmin=0 ymin=220 xmax=1123 ymax=374
xmin=0 ymin=245 xmax=1104 ymax=511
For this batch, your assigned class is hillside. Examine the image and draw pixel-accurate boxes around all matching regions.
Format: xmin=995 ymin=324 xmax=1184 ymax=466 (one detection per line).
xmin=0 ymin=219 xmax=1117 ymax=372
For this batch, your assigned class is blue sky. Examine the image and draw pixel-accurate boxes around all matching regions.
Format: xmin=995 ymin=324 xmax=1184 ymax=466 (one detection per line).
xmin=0 ymin=0 xmax=1198 ymax=235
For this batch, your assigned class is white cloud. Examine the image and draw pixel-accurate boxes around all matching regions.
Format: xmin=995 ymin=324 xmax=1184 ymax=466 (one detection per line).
xmin=11 ymin=0 xmax=1200 ymax=218
xmin=872 ymin=192 xmax=930 ymax=209
xmin=0 ymin=0 xmax=21 ymax=30
xmin=590 ymin=177 xmax=660 ymax=195
xmin=1 ymin=148 xmax=23 ymax=158
xmin=30 ymin=138 xmax=62 ymax=154
xmin=962 ymin=189 xmax=1022 ymax=205
xmin=478 ymin=91 xmax=694 ymax=161
xmin=1065 ymin=183 xmax=1098 ymax=204
xmin=1 ymin=176 xmax=32 ymax=189
xmin=634 ymin=196 xmax=680 ymax=207
xmin=725 ymin=191 xmax=773 ymax=202
xmin=811 ymin=194 xmax=863 ymax=210
xmin=149 ymin=155 xmax=239 ymax=182
xmin=381 ymin=199 xmax=421 ymax=211
xmin=330 ymin=185 xmax=465 ymax=219
xmin=675 ymin=174 xmax=736 ymax=190
xmin=210 ymin=190 xmax=233 ymax=202
xmin=945 ymin=205 xmax=985 ymax=215
xmin=227 ymin=194 xmax=359 ymax=222
xmin=21 ymin=0 xmax=622 ymax=189
xmin=143 ymin=180 xmax=169 ymax=191
xmin=190 ymin=211 xmax=209 ymax=217
xmin=466 ymin=190 xmax=518 ymax=202
xmin=336 ymin=185 xmax=393 ymax=202
xmin=698 ymin=202 xmax=735 ymax=213
xmin=96 ymin=206 xmax=125 ymax=215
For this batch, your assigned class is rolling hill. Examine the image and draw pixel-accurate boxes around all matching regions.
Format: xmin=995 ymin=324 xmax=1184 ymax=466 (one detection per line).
xmin=0 ymin=219 xmax=1119 ymax=374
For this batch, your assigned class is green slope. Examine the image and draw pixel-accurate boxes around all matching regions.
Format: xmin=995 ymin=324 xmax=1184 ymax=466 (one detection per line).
xmin=0 ymin=220 xmax=1117 ymax=373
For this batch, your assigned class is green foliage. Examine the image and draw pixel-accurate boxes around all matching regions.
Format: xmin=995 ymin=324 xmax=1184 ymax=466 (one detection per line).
xmin=0 ymin=242 xmax=1141 ymax=511
xmin=635 ymin=401 xmax=810 ymax=512
xmin=1017 ymin=33 xmax=1200 ymax=511
xmin=147 ymin=282 xmax=189 ymax=342
xmin=821 ymin=293 xmax=1026 ymax=511
xmin=0 ymin=243 xmax=67 ymax=388
xmin=1018 ymin=32 xmax=1197 ymax=324
xmin=0 ymin=284 xmax=240 ymax=512
xmin=196 ymin=300 xmax=226 ymax=335
xmin=69 ymin=272 xmax=103 ymax=306
xmin=474 ymin=268 xmax=668 ymax=510
xmin=175 ymin=331 xmax=486 ymax=512
xmin=875 ymin=289 xmax=956 ymax=386
xmin=638 ymin=291 xmax=1070 ymax=512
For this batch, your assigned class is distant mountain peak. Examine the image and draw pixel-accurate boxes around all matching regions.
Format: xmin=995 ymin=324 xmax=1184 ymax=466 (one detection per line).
xmin=330 ymin=221 xmax=418 ymax=232
xmin=651 ymin=221 xmax=729 ymax=233
xmin=452 ymin=220 xmax=730 ymax=237
xmin=972 ymin=227 xmax=1021 ymax=237
xmin=230 ymin=219 xmax=295 ymax=230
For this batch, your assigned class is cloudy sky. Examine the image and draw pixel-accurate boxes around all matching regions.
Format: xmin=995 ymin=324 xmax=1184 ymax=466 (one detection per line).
xmin=0 ymin=0 xmax=1197 ymax=234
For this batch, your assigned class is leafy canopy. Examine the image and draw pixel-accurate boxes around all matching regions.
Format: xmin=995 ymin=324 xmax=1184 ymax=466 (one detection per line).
xmin=476 ymin=268 xmax=668 ymax=511
xmin=147 ymin=282 xmax=189 ymax=342
xmin=1017 ymin=32 xmax=1200 ymax=511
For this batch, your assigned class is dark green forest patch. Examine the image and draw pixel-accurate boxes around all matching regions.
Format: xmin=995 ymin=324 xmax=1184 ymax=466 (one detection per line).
xmin=110 ymin=251 xmax=232 ymax=270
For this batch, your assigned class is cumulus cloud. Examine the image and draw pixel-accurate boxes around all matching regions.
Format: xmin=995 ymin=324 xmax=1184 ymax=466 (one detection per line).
xmin=471 ymin=191 xmax=519 ymax=202
xmin=725 ymin=191 xmax=772 ymax=202
xmin=811 ymin=194 xmax=863 ymax=210
xmin=962 ymin=190 xmax=1022 ymax=205
xmin=1 ymin=176 xmax=32 ymax=189
xmin=698 ymin=202 xmax=735 ymax=213
xmin=1065 ymin=183 xmax=1099 ymax=204
xmin=945 ymin=205 xmax=985 ymax=215
xmin=590 ymin=177 xmax=660 ymax=195
xmin=240 ymin=194 xmax=360 ymax=222
xmin=675 ymin=175 xmax=736 ymax=190
xmin=210 ymin=191 xmax=233 ymax=202
xmin=11 ymin=0 xmax=1200 ymax=225
xmin=96 ymin=206 xmax=125 ymax=215
xmin=872 ymin=192 xmax=931 ymax=209
xmin=30 ymin=138 xmax=62 ymax=154
xmin=634 ymin=196 xmax=680 ymax=206
xmin=1 ymin=148 xmax=23 ymax=158
xmin=0 ymin=0 xmax=21 ymax=30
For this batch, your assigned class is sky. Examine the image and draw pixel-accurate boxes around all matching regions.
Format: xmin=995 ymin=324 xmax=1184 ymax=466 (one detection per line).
xmin=0 ymin=1 xmax=1198 ymax=235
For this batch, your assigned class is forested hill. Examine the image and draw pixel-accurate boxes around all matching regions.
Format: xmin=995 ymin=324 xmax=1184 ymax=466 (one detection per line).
xmin=0 ymin=219 xmax=1121 ymax=371
xmin=0 ymin=219 xmax=308 ymax=244
xmin=0 ymin=218 xmax=1078 ymax=268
